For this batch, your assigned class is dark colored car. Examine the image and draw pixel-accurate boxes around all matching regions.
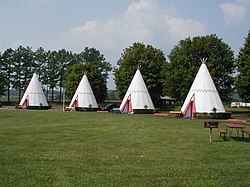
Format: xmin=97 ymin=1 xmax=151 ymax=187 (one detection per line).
xmin=102 ymin=103 xmax=119 ymax=112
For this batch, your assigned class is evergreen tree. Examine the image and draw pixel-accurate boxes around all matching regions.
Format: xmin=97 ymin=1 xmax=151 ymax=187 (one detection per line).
xmin=12 ymin=46 xmax=35 ymax=102
xmin=78 ymin=47 xmax=112 ymax=79
xmin=0 ymin=52 xmax=6 ymax=96
xmin=0 ymin=48 xmax=15 ymax=100
xmin=56 ymin=49 xmax=75 ymax=102
xmin=46 ymin=50 xmax=58 ymax=101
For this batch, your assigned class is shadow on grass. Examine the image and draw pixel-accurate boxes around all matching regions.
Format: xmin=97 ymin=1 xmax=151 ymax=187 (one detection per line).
xmin=231 ymin=137 xmax=250 ymax=143
xmin=211 ymin=138 xmax=230 ymax=142
xmin=211 ymin=136 xmax=250 ymax=143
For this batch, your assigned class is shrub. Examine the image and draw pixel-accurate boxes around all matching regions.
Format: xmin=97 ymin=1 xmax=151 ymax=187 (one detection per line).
xmin=75 ymin=107 xmax=99 ymax=112
xmin=132 ymin=109 xmax=155 ymax=114
xmin=26 ymin=106 xmax=52 ymax=110
xmin=195 ymin=112 xmax=231 ymax=119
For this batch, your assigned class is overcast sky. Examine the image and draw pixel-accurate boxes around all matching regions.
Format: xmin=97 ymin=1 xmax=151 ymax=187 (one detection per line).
xmin=0 ymin=0 xmax=249 ymax=89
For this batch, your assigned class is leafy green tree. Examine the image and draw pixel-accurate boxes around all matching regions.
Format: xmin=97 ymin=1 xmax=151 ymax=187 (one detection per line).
xmin=114 ymin=42 xmax=167 ymax=106
xmin=64 ymin=63 xmax=107 ymax=103
xmin=162 ymin=34 xmax=235 ymax=102
xmin=235 ymin=31 xmax=250 ymax=102
xmin=0 ymin=48 xmax=15 ymax=100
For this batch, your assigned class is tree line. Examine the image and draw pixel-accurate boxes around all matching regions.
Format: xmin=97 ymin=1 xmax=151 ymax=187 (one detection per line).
xmin=0 ymin=32 xmax=249 ymax=106
xmin=115 ymin=33 xmax=250 ymax=105
xmin=0 ymin=47 xmax=112 ymax=103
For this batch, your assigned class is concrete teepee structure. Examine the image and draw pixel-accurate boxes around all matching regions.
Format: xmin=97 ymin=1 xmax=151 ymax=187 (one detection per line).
xmin=19 ymin=73 xmax=48 ymax=108
xmin=119 ymin=68 xmax=155 ymax=114
xmin=181 ymin=59 xmax=225 ymax=118
xmin=69 ymin=74 xmax=98 ymax=110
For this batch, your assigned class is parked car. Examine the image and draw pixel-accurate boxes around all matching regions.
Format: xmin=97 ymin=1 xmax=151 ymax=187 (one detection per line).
xmin=102 ymin=103 xmax=119 ymax=112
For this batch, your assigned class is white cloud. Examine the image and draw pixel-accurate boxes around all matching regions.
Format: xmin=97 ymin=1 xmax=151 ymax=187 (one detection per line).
xmin=220 ymin=2 xmax=247 ymax=25
xmin=235 ymin=0 xmax=250 ymax=6
xmin=166 ymin=17 xmax=206 ymax=41
xmin=49 ymin=0 xmax=206 ymax=66
xmin=70 ymin=21 xmax=98 ymax=34
xmin=124 ymin=0 xmax=163 ymax=41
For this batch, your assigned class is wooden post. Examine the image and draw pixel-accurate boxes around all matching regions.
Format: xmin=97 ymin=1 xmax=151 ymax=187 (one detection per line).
xmin=204 ymin=121 xmax=218 ymax=143
xmin=63 ymin=88 xmax=65 ymax=112
xmin=210 ymin=127 xmax=212 ymax=142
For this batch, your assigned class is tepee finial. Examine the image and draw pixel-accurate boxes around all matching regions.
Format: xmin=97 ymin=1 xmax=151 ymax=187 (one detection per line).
xmin=137 ymin=65 xmax=141 ymax=70
xmin=201 ymin=58 xmax=208 ymax=64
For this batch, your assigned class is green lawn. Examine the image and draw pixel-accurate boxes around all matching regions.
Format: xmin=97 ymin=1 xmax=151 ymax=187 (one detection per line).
xmin=0 ymin=110 xmax=249 ymax=186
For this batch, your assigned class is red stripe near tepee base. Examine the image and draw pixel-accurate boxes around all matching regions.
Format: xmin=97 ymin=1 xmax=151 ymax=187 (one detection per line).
xmin=20 ymin=95 xmax=29 ymax=107
xmin=70 ymin=95 xmax=79 ymax=108
xmin=120 ymin=94 xmax=132 ymax=113
xmin=182 ymin=94 xmax=196 ymax=118
xmin=25 ymin=96 xmax=29 ymax=106
xmin=128 ymin=97 xmax=132 ymax=113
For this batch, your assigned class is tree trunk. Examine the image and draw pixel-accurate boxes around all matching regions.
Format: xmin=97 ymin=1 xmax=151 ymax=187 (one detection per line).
xmin=18 ymin=86 xmax=21 ymax=103
xmin=7 ymin=71 xmax=11 ymax=102
xmin=7 ymin=84 xmax=10 ymax=102
xmin=51 ymin=87 xmax=54 ymax=101
xmin=59 ymin=86 xmax=62 ymax=102
xmin=47 ymin=85 xmax=49 ymax=101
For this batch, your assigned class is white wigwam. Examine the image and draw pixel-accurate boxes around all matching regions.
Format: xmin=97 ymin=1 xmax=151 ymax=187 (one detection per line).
xmin=181 ymin=59 xmax=225 ymax=118
xmin=119 ymin=68 xmax=155 ymax=113
xmin=19 ymin=73 xmax=48 ymax=108
xmin=69 ymin=74 xmax=98 ymax=109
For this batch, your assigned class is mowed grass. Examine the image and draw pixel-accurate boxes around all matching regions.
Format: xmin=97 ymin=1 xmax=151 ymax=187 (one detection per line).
xmin=0 ymin=110 xmax=249 ymax=187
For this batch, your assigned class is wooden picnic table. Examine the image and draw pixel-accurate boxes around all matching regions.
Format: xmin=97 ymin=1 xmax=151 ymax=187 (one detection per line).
xmin=225 ymin=123 xmax=246 ymax=137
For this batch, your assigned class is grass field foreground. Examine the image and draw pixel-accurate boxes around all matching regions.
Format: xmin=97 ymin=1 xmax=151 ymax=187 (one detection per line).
xmin=0 ymin=110 xmax=249 ymax=186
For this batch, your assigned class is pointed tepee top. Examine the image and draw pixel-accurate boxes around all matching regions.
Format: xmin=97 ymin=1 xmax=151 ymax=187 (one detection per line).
xmin=19 ymin=73 xmax=48 ymax=107
xmin=69 ymin=74 xmax=98 ymax=109
xmin=119 ymin=68 xmax=155 ymax=113
xmin=127 ymin=69 xmax=149 ymax=94
xmin=181 ymin=61 xmax=225 ymax=117
xmin=201 ymin=58 xmax=208 ymax=64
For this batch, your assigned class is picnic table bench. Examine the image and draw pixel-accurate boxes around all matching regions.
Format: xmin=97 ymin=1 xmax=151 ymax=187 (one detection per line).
xmin=218 ymin=129 xmax=226 ymax=140
xmin=64 ymin=107 xmax=73 ymax=111
xmin=241 ymin=130 xmax=250 ymax=138
xmin=169 ymin=111 xmax=182 ymax=117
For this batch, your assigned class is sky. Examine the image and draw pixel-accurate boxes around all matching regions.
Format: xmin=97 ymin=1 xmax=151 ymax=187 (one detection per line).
xmin=0 ymin=0 xmax=249 ymax=89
